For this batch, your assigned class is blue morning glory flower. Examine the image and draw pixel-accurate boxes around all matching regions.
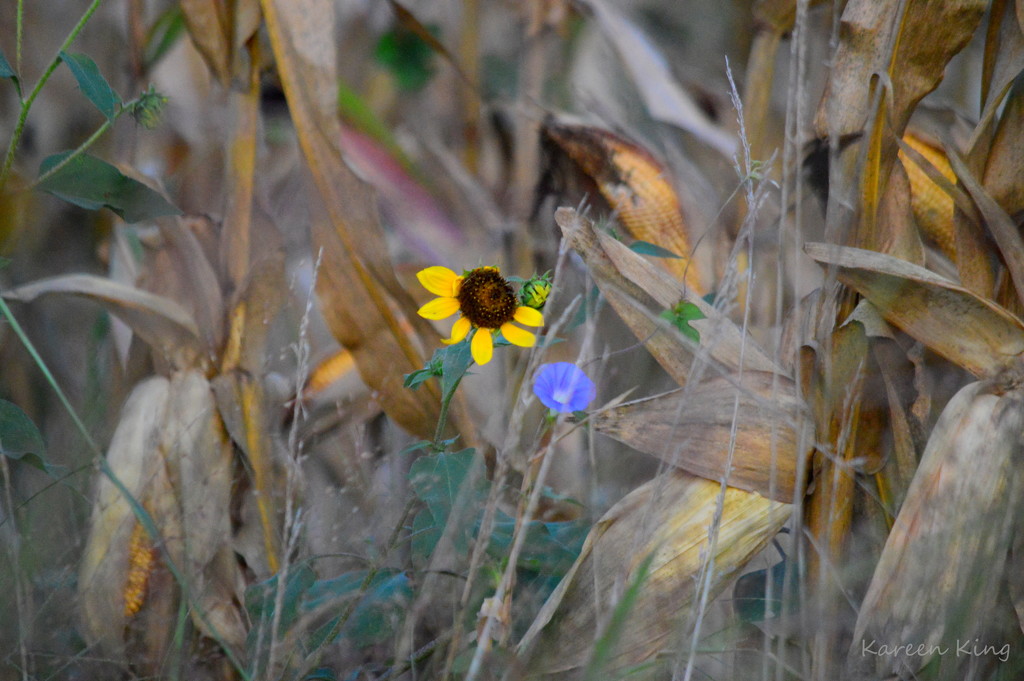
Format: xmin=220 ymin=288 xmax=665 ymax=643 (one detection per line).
xmin=533 ymin=362 xmax=596 ymax=413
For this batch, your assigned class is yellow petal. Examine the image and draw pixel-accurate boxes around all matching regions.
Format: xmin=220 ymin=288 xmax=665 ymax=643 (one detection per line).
xmin=471 ymin=328 xmax=494 ymax=365
xmin=501 ymin=323 xmax=536 ymax=348
xmin=513 ymin=306 xmax=544 ymax=327
xmin=418 ymin=297 xmax=460 ymax=320
xmin=443 ymin=316 xmax=472 ymax=345
xmin=417 ymin=266 xmax=460 ymax=297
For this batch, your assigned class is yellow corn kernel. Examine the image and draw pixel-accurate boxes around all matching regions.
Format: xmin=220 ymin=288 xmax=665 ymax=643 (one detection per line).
xmin=899 ymin=133 xmax=957 ymax=262
xmin=123 ymin=521 xmax=155 ymax=618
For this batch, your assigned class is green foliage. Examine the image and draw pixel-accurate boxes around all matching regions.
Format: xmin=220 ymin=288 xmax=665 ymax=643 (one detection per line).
xmin=408 ymin=448 xmax=487 ymax=558
xmin=60 ymin=51 xmax=119 ymax=120
xmin=582 ymin=550 xmax=656 ymax=681
xmin=629 ymin=240 xmax=682 ymax=259
xmin=36 ymin=152 xmax=181 ymax=222
xmin=143 ymin=6 xmax=186 ymax=70
xmin=0 ymin=50 xmax=20 ymax=96
xmin=374 ymin=26 xmax=436 ymax=91
xmin=733 ymin=558 xmax=798 ymax=623
xmin=659 ymin=300 xmax=705 ymax=342
xmin=0 ymin=399 xmax=58 ymax=476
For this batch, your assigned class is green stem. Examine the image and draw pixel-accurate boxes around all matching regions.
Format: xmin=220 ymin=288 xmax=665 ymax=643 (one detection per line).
xmin=15 ymin=0 xmax=24 ymax=76
xmin=0 ymin=0 xmax=104 ymax=193
xmin=432 ymin=374 xmax=464 ymax=449
xmin=29 ymin=113 xmax=117 ymax=189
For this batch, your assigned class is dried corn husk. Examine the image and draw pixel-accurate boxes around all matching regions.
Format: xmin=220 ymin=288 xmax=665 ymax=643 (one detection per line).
xmin=591 ymin=371 xmax=810 ymax=502
xmin=556 ymin=208 xmax=780 ymax=386
xmin=520 ymin=471 xmax=793 ymax=677
xmin=545 ymin=123 xmax=708 ymax=294
xmin=78 ymin=371 xmax=247 ymax=659
xmin=847 ymin=379 xmax=1024 ymax=678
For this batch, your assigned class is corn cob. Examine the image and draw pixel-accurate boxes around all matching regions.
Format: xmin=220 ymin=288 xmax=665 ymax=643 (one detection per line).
xmin=898 ymin=132 xmax=957 ymax=262
xmin=544 ymin=122 xmax=706 ymax=295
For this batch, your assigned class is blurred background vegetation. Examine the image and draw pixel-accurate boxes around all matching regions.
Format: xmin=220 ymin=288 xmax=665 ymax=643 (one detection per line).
xmin=2 ymin=1 xmax=1023 ymax=680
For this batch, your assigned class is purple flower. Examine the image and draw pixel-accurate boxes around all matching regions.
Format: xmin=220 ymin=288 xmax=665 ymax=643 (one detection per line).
xmin=533 ymin=362 xmax=596 ymax=413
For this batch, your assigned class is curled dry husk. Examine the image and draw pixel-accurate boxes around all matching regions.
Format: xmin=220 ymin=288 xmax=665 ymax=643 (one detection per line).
xmin=591 ymin=371 xmax=810 ymax=502
xmin=78 ymin=371 xmax=246 ymax=660
xmin=545 ymin=123 xmax=709 ymax=295
xmin=847 ymin=379 xmax=1024 ymax=678
xmin=520 ymin=470 xmax=793 ymax=677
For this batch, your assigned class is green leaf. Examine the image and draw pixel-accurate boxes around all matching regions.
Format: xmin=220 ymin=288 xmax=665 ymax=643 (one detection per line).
xmin=440 ymin=339 xmax=472 ymax=398
xmin=659 ymin=300 xmax=705 ymax=343
xmin=0 ymin=399 xmax=54 ymax=475
xmin=629 ymin=240 xmax=683 ymax=259
xmin=0 ymin=256 xmax=10 ymax=270
xmin=143 ymin=6 xmax=186 ymax=70
xmin=373 ymin=26 xmax=436 ymax=92
xmin=408 ymin=449 xmax=487 ymax=555
xmin=0 ymin=50 xmax=20 ymax=96
xmin=245 ymin=563 xmax=317 ymax=638
xmin=60 ymin=51 xmax=119 ymax=120
xmin=733 ymin=559 xmax=797 ymax=623
xmin=37 ymin=152 xmax=181 ymax=223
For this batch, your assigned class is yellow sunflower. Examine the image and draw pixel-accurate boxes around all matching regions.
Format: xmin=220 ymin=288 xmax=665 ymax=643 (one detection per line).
xmin=416 ymin=265 xmax=545 ymax=365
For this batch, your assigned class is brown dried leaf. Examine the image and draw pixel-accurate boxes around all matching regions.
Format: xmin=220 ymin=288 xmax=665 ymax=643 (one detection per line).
xmin=163 ymin=371 xmax=246 ymax=651
xmin=260 ymin=0 xmax=446 ymax=439
xmin=522 ymin=471 xmax=792 ymax=675
xmin=805 ymin=242 xmax=1024 ymax=378
xmin=848 ymin=381 xmax=1024 ymax=677
xmin=556 ymin=207 xmax=780 ymax=384
xmin=211 ymin=371 xmax=281 ymax=575
xmin=579 ymin=0 xmax=736 ymax=156
xmin=180 ymin=0 xmax=261 ymax=85
xmin=220 ymin=252 xmax=287 ymax=375
xmin=592 ymin=371 xmax=809 ymax=502
xmin=4 ymin=274 xmax=203 ymax=369
xmin=983 ymin=81 xmax=1024 ymax=226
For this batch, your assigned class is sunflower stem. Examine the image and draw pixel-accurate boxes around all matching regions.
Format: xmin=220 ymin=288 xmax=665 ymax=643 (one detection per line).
xmin=432 ymin=374 xmax=464 ymax=450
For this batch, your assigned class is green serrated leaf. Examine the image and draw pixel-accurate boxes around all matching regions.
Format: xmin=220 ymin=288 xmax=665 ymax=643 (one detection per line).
xmin=60 ymin=51 xmax=120 ymax=120
xmin=629 ymin=240 xmax=682 ymax=259
xmin=37 ymin=152 xmax=181 ymax=223
xmin=0 ymin=399 xmax=55 ymax=475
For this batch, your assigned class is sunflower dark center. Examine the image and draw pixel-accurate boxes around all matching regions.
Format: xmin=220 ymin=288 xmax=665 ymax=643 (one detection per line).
xmin=457 ymin=268 xmax=517 ymax=329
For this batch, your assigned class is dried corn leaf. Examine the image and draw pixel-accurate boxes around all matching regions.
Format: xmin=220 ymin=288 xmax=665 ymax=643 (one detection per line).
xmin=805 ymin=242 xmax=1024 ymax=378
xmin=220 ymin=252 xmax=286 ymax=375
xmin=260 ymin=0 xmax=446 ymax=439
xmin=579 ymin=0 xmax=736 ymax=156
xmin=4 ymin=274 xmax=203 ymax=369
xmin=556 ymin=208 xmax=780 ymax=384
xmin=522 ymin=471 xmax=792 ymax=675
xmin=816 ymin=0 xmax=986 ymax=140
xmin=78 ymin=377 xmax=171 ymax=655
xmin=544 ymin=123 xmax=707 ymax=294
xmin=163 ymin=371 xmax=246 ymax=650
xmin=591 ymin=371 xmax=809 ymax=502
xmin=984 ymin=81 xmax=1024 ymax=220
xmin=180 ymin=0 xmax=261 ymax=85
xmin=816 ymin=0 xmax=986 ymax=249
xmin=211 ymin=370 xmax=281 ymax=575
xmin=848 ymin=381 xmax=1024 ymax=678
xmin=154 ymin=216 xmax=226 ymax=355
